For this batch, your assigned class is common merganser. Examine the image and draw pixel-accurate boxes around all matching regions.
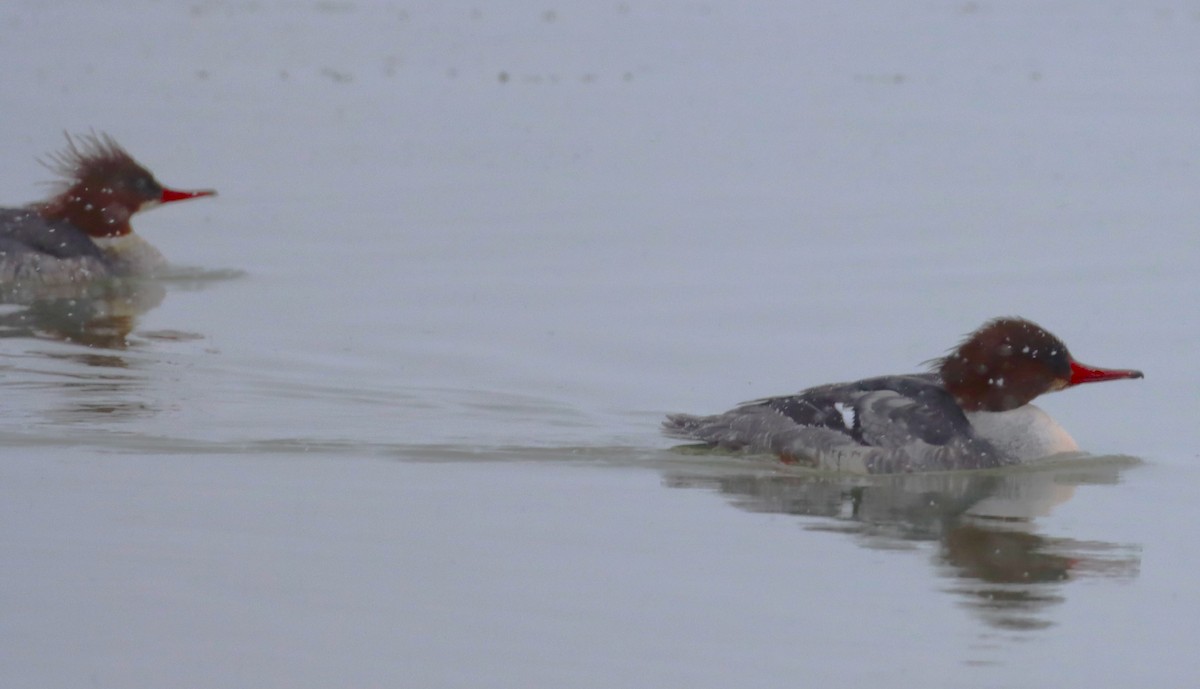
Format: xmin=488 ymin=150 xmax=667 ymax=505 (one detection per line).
xmin=0 ymin=133 xmax=215 ymax=286
xmin=663 ymin=318 xmax=1143 ymax=473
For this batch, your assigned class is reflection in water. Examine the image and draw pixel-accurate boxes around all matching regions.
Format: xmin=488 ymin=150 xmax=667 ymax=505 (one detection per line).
xmin=0 ymin=266 xmax=240 ymax=349
xmin=0 ymin=278 xmax=165 ymax=424
xmin=663 ymin=457 xmax=1141 ymax=631
xmin=0 ymin=277 xmax=165 ymax=349
xmin=0 ymin=271 xmax=232 ymax=425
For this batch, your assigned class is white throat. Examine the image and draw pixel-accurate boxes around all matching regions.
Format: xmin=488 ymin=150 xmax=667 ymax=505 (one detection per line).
xmin=91 ymin=233 xmax=168 ymax=275
xmin=966 ymin=404 xmax=1079 ymax=462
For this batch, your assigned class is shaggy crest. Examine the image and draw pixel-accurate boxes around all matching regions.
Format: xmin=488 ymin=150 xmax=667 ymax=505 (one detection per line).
xmin=38 ymin=131 xmax=149 ymax=194
xmin=924 ymin=316 xmax=1065 ymax=370
xmin=932 ymin=317 xmax=1077 ymax=411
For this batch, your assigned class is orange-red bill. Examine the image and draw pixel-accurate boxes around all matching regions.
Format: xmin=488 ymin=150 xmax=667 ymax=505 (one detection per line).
xmin=160 ymin=187 xmax=217 ymax=204
xmin=1068 ymin=360 xmax=1144 ymax=386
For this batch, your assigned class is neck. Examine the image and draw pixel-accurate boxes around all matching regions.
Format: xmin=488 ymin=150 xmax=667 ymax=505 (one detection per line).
xmin=91 ymin=233 xmax=168 ymax=275
xmin=36 ymin=190 xmax=133 ymax=238
xmin=966 ymin=405 xmax=1079 ymax=462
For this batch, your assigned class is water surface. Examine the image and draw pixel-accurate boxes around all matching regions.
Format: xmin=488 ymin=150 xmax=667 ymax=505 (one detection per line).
xmin=2 ymin=2 xmax=1198 ymax=687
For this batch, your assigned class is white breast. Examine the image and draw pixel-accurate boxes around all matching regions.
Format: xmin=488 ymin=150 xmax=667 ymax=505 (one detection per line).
xmin=965 ymin=404 xmax=1079 ymax=462
xmin=91 ymin=234 xmax=168 ymax=275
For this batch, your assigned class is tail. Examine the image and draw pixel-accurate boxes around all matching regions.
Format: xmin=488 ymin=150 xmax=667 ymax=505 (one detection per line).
xmin=661 ymin=410 xmax=786 ymax=451
xmin=661 ymin=413 xmax=715 ymax=441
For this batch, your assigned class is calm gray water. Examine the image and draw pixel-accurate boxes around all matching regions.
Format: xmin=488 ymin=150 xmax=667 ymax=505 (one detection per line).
xmin=3 ymin=2 xmax=1199 ymax=687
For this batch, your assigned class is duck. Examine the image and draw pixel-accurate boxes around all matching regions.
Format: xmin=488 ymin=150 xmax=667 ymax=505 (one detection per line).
xmin=663 ymin=317 xmax=1143 ymax=473
xmin=0 ymin=133 xmax=215 ymax=287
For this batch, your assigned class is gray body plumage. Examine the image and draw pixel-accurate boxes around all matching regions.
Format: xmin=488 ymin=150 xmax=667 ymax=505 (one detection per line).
xmin=663 ymin=373 xmax=1011 ymax=474
xmin=0 ymin=207 xmax=110 ymax=284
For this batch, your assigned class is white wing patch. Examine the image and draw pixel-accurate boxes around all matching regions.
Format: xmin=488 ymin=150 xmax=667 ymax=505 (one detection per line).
xmin=833 ymin=402 xmax=856 ymax=429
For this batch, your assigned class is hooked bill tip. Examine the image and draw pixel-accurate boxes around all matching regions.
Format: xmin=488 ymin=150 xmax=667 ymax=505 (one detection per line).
xmin=160 ymin=187 xmax=217 ymax=203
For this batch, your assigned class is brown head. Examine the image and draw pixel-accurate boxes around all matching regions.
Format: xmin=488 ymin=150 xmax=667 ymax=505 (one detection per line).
xmin=935 ymin=317 xmax=1143 ymax=412
xmin=35 ymin=132 xmax=216 ymax=238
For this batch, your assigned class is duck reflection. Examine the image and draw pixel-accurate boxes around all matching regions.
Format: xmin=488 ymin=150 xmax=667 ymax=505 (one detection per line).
xmin=663 ymin=458 xmax=1141 ymax=630
xmin=0 ymin=277 xmax=168 ymax=423
xmin=0 ymin=277 xmax=165 ymax=349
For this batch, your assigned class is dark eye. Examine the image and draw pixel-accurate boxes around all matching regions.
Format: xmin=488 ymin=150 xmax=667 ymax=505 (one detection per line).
xmin=130 ymin=175 xmax=162 ymax=198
